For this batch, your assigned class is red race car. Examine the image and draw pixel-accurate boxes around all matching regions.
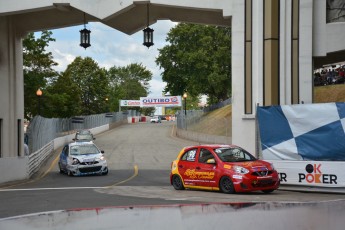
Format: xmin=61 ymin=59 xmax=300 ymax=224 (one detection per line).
xmin=170 ymin=144 xmax=280 ymax=193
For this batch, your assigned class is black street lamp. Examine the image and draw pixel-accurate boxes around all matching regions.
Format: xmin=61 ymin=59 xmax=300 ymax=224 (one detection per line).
xmin=143 ymin=4 xmax=154 ymax=48
xmin=183 ymin=92 xmax=187 ymax=116
xmin=36 ymin=88 xmax=43 ymax=116
xmin=80 ymin=13 xmax=91 ymax=49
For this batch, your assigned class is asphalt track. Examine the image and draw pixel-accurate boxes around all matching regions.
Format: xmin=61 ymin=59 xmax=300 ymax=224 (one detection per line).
xmin=0 ymin=122 xmax=344 ymax=219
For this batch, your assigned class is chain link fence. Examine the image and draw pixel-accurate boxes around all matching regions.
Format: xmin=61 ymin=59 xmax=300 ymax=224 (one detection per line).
xmin=26 ymin=111 xmax=137 ymax=153
xmin=176 ymin=98 xmax=232 ymax=137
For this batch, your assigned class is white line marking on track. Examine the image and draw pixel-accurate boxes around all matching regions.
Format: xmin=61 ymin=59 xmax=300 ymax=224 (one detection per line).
xmin=0 ymin=187 xmax=105 ymax=192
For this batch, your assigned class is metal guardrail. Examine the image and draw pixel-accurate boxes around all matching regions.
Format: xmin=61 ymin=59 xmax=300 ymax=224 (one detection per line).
xmin=177 ymin=98 xmax=232 ymax=137
xmin=24 ymin=110 xmax=141 ymax=178
xmin=26 ymin=111 xmax=133 ymax=153
xmin=27 ymin=142 xmax=53 ymax=177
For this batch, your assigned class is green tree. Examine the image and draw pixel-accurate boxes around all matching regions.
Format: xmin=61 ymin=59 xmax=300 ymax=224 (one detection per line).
xmin=62 ymin=56 xmax=109 ymax=115
xmin=107 ymin=63 xmax=152 ymax=112
xmin=23 ymin=31 xmax=57 ymax=119
xmin=44 ymin=73 xmax=82 ymax=118
xmin=156 ymin=23 xmax=231 ymax=103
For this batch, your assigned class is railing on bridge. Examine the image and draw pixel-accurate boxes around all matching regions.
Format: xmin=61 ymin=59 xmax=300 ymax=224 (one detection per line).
xmin=176 ymin=98 xmax=231 ymax=132
xmin=26 ymin=111 xmax=138 ymax=153
xmin=24 ymin=111 xmax=140 ymax=178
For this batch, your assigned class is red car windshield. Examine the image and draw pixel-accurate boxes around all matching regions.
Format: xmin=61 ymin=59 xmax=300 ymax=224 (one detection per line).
xmin=214 ymin=147 xmax=256 ymax=162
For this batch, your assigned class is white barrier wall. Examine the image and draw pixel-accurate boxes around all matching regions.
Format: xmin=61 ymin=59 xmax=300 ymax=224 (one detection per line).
xmin=0 ymin=125 xmax=110 ymax=184
xmin=1 ymin=201 xmax=344 ymax=230
xmin=269 ymin=160 xmax=345 ymax=187
xmin=0 ymin=157 xmax=27 ymax=183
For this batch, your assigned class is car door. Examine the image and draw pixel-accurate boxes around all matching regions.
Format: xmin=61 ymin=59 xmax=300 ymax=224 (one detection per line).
xmin=195 ymin=148 xmax=218 ymax=188
xmin=177 ymin=148 xmax=198 ymax=186
xmin=59 ymin=145 xmax=69 ymax=170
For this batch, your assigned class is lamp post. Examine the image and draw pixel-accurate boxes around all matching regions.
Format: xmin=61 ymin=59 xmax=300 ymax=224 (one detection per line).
xmin=105 ymin=97 xmax=109 ymax=112
xmin=143 ymin=4 xmax=154 ymax=48
xmin=80 ymin=13 xmax=91 ymax=49
xmin=183 ymin=92 xmax=187 ymax=116
xmin=36 ymin=88 xmax=42 ymax=116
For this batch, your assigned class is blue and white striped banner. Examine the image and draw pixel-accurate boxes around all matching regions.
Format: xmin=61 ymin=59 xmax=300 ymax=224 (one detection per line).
xmin=257 ymin=103 xmax=345 ymax=161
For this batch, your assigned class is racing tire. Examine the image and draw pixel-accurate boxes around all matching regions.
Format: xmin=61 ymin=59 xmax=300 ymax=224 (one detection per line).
xmin=67 ymin=170 xmax=73 ymax=177
xmin=58 ymin=163 xmax=63 ymax=174
xmin=262 ymin=189 xmax=274 ymax=194
xmin=219 ymin=176 xmax=235 ymax=194
xmin=172 ymin=175 xmax=185 ymax=190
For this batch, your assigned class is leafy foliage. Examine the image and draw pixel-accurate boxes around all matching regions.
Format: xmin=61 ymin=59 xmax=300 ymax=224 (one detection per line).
xmin=156 ymin=23 xmax=231 ymax=104
xmin=23 ymin=31 xmax=57 ymax=119
xmin=107 ymin=63 xmax=152 ymax=112
xmin=62 ymin=57 xmax=109 ymax=115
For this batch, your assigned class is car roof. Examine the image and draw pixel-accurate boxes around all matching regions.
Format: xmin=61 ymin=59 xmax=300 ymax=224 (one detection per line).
xmin=68 ymin=141 xmax=95 ymax=147
xmin=76 ymin=129 xmax=92 ymax=134
xmin=183 ymin=144 xmax=239 ymax=150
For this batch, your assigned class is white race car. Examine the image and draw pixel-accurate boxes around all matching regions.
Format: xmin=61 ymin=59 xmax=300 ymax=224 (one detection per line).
xmin=58 ymin=142 xmax=108 ymax=176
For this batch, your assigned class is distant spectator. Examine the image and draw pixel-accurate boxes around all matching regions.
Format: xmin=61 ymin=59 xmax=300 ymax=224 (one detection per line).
xmin=24 ymin=143 xmax=30 ymax=156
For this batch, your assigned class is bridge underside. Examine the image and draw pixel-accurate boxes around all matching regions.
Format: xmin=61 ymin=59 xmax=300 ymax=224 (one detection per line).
xmin=2 ymin=2 xmax=231 ymax=35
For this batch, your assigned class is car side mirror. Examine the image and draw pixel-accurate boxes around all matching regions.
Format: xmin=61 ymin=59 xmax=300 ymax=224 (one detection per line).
xmin=206 ymin=158 xmax=216 ymax=164
xmin=72 ymin=138 xmax=75 ymax=141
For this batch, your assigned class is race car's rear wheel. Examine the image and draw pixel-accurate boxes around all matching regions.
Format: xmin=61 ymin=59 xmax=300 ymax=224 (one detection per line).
xmin=219 ymin=176 xmax=235 ymax=194
xmin=172 ymin=175 xmax=185 ymax=190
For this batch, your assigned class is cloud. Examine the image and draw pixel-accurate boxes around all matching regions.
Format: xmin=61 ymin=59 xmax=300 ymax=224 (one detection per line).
xmin=42 ymin=20 xmax=176 ymax=97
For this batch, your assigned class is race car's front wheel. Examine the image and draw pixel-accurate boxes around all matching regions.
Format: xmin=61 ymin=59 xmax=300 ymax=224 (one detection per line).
xmin=172 ymin=175 xmax=185 ymax=190
xmin=102 ymin=168 xmax=108 ymax=175
xmin=58 ymin=163 xmax=63 ymax=174
xmin=219 ymin=176 xmax=235 ymax=194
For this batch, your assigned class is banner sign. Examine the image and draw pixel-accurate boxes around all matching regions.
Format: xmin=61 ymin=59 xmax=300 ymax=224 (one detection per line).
xmin=120 ymin=100 xmax=141 ymax=107
xmin=140 ymin=96 xmax=182 ymax=107
xmin=257 ymin=103 xmax=345 ymax=161
xmin=268 ymin=160 xmax=345 ymax=187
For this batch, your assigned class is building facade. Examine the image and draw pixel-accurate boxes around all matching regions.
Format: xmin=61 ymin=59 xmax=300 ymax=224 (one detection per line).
xmin=1 ymin=0 xmax=345 ymax=161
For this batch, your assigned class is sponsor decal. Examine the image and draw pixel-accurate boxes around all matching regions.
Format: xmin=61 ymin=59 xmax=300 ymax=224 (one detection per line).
xmin=298 ymin=164 xmax=337 ymax=184
xmin=120 ymin=100 xmax=141 ymax=107
xmin=279 ymin=173 xmax=287 ymax=182
xmin=224 ymin=165 xmax=231 ymax=169
xmin=184 ymin=169 xmax=215 ymax=180
xmin=140 ymin=96 xmax=182 ymax=107
xmin=232 ymin=175 xmax=243 ymax=180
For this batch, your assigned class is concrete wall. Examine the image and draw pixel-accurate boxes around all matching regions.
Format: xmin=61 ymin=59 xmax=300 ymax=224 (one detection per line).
xmin=0 ymin=125 xmax=110 ymax=184
xmin=1 ymin=201 xmax=344 ymax=229
xmin=176 ymin=128 xmax=232 ymax=145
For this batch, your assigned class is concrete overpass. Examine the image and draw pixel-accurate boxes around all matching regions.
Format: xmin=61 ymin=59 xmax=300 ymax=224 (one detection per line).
xmin=1 ymin=1 xmax=345 ymax=163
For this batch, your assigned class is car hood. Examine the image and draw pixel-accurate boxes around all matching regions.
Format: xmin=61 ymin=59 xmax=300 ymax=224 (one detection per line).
xmin=71 ymin=153 xmax=103 ymax=162
xmin=225 ymin=160 xmax=272 ymax=171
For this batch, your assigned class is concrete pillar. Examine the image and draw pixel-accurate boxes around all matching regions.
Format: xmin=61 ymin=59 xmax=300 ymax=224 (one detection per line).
xmin=0 ymin=15 xmax=25 ymax=158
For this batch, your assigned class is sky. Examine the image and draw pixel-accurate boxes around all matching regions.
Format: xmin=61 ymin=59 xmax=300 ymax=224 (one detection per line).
xmin=44 ymin=20 xmax=177 ymax=98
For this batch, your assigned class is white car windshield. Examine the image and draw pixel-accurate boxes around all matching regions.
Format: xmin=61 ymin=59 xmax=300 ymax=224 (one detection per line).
xmin=75 ymin=134 xmax=93 ymax=141
xmin=214 ymin=147 xmax=256 ymax=162
xmin=70 ymin=145 xmax=99 ymax=155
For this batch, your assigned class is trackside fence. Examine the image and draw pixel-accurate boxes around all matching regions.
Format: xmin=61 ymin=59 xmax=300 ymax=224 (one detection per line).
xmin=24 ymin=111 xmax=137 ymax=178
xmin=26 ymin=111 xmax=132 ymax=153
xmin=177 ymin=98 xmax=231 ymax=131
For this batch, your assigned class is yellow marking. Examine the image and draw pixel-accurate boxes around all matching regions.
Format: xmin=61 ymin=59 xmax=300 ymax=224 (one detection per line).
xmin=224 ymin=165 xmax=231 ymax=169
xmin=185 ymin=185 xmax=220 ymax=191
xmin=106 ymin=164 xmax=139 ymax=187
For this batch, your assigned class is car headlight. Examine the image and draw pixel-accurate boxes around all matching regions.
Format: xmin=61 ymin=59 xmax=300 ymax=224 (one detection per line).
xmin=72 ymin=158 xmax=80 ymax=165
xmin=232 ymin=166 xmax=249 ymax=174
xmin=270 ymin=163 xmax=275 ymax=170
xmin=97 ymin=155 xmax=105 ymax=161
